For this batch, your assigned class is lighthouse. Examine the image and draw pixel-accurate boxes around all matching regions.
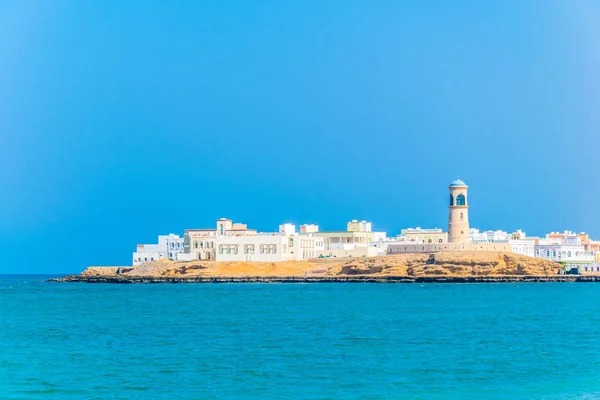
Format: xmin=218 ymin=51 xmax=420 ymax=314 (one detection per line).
xmin=448 ymin=179 xmax=470 ymax=244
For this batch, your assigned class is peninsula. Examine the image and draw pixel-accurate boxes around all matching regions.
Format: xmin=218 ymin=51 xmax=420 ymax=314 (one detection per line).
xmin=52 ymin=179 xmax=600 ymax=283
xmin=52 ymin=251 xmax=600 ymax=283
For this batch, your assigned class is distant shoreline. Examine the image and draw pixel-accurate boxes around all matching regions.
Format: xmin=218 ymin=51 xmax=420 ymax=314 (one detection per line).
xmin=49 ymin=275 xmax=599 ymax=284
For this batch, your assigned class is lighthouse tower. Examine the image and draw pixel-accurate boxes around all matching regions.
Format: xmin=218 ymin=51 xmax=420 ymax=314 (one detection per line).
xmin=448 ymin=179 xmax=470 ymax=244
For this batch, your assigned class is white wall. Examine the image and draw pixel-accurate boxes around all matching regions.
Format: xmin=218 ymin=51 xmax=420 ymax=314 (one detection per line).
xmin=535 ymin=245 xmax=594 ymax=263
xmin=215 ymin=235 xmax=286 ymax=262
xmin=132 ymin=251 xmax=164 ymax=265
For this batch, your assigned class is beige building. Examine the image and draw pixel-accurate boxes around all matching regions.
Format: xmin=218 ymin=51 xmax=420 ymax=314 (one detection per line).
xmin=214 ymin=223 xmax=324 ymax=262
xmin=448 ymin=179 xmax=470 ymax=244
xmin=184 ymin=218 xmax=257 ymax=260
xmin=347 ymin=220 xmax=372 ymax=233
xmin=300 ymin=224 xmax=319 ymax=233
xmin=398 ymin=228 xmax=448 ymax=244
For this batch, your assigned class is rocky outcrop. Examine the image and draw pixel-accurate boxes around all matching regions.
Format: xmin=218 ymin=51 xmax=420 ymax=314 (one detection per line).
xmin=79 ymin=267 xmax=120 ymax=276
xmin=67 ymin=251 xmax=566 ymax=283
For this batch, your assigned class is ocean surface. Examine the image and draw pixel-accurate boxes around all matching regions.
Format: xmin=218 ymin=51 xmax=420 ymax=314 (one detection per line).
xmin=1 ymin=276 xmax=600 ymax=399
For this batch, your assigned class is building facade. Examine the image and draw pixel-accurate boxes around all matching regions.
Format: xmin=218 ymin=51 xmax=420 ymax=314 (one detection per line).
xmin=398 ymin=228 xmax=448 ymax=244
xmin=184 ymin=218 xmax=257 ymax=260
xmin=317 ymin=220 xmax=386 ymax=258
xmin=133 ymin=234 xmax=182 ymax=266
xmin=213 ymin=224 xmax=324 ymax=262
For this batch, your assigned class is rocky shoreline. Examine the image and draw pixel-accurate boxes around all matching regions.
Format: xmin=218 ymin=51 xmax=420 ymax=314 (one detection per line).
xmin=49 ymin=252 xmax=594 ymax=284
xmin=48 ymin=275 xmax=600 ymax=284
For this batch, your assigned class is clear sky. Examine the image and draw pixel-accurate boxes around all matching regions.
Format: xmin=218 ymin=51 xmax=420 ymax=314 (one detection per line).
xmin=1 ymin=1 xmax=599 ymax=273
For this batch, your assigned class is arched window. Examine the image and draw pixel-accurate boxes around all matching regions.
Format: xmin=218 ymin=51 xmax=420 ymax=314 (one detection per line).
xmin=456 ymin=194 xmax=466 ymax=206
xmin=439 ymin=239 xmax=443 ymax=243
xmin=449 ymin=194 xmax=454 ymax=206
xmin=428 ymin=239 xmax=432 ymax=244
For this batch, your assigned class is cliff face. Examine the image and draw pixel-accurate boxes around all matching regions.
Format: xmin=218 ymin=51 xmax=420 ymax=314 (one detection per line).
xmin=80 ymin=267 xmax=120 ymax=276
xmin=77 ymin=252 xmax=562 ymax=278
xmin=333 ymin=252 xmax=561 ymax=276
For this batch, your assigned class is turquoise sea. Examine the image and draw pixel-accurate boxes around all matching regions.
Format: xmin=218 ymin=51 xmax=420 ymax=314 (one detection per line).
xmin=1 ymin=276 xmax=600 ymax=399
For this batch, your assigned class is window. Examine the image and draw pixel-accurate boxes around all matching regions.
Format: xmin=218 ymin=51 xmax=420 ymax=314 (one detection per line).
xmin=568 ymin=251 xmax=572 ymax=257
xmin=553 ymin=251 xmax=556 ymax=257
xmin=460 ymin=212 xmax=464 ymax=221
xmin=289 ymin=238 xmax=294 ymax=247
xmin=439 ymin=239 xmax=443 ymax=243
xmin=456 ymin=194 xmax=466 ymax=206
xmin=194 ymin=242 xmax=198 ymax=249
xmin=219 ymin=245 xmax=224 ymax=254
xmin=244 ymin=244 xmax=255 ymax=254
xmin=260 ymin=244 xmax=277 ymax=254
xmin=449 ymin=194 xmax=454 ymax=206
xmin=428 ymin=239 xmax=432 ymax=244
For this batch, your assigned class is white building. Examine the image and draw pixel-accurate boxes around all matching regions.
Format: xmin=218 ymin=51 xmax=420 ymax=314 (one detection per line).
xmin=166 ymin=235 xmax=185 ymax=261
xmin=314 ymin=220 xmax=386 ymax=258
xmin=133 ymin=234 xmax=182 ymax=266
xmin=507 ymin=239 xmax=536 ymax=258
xmin=535 ymin=236 xmax=595 ymax=265
xmin=369 ymin=238 xmax=402 ymax=255
xmin=215 ymin=234 xmax=287 ymax=262
xmin=470 ymin=228 xmax=536 ymax=257
xmin=184 ymin=218 xmax=257 ymax=261
xmin=213 ymin=224 xmax=324 ymax=262
xmin=470 ymin=228 xmax=511 ymax=242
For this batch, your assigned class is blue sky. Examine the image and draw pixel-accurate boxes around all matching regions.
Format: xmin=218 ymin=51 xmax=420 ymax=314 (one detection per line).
xmin=1 ymin=1 xmax=599 ymax=273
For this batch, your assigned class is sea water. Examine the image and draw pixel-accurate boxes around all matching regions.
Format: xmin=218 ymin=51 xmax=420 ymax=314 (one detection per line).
xmin=1 ymin=276 xmax=600 ymax=399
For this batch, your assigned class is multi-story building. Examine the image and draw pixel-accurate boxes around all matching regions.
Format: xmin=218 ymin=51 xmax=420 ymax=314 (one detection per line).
xmin=214 ymin=224 xmax=324 ymax=262
xmin=398 ymin=228 xmax=448 ymax=244
xmin=184 ymin=218 xmax=257 ymax=260
xmin=535 ymin=236 xmax=595 ymax=267
xmin=132 ymin=234 xmax=183 ymax=266
xmin=317 ymin=220 xmax=386 ymax=258
xmin=470 ymin=228 xmax=535 ymax=257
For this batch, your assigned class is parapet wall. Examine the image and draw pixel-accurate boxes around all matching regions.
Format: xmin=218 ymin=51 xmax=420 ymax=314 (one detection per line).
xmin=387 ymin=243 xmax=512 ymax=255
